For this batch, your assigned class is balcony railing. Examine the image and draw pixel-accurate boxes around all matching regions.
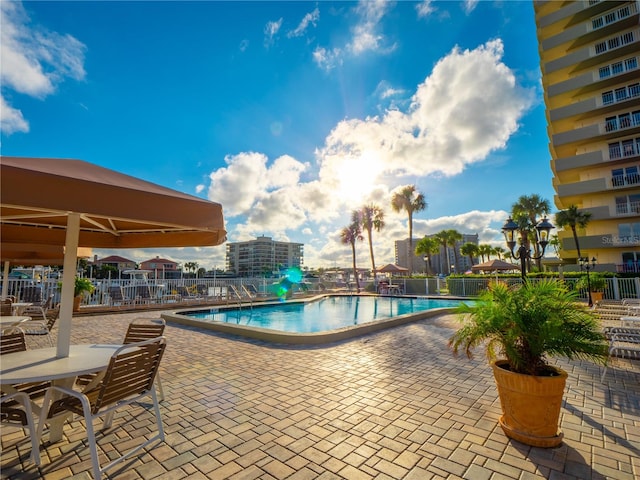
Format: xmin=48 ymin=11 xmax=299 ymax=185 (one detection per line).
xmin=605 ymin=114 xmax=640 ymax=133
xmin=615 ymin=200 xmax=640 ymax=215
xmin=612 ymin=172 xmax=640 ymax=187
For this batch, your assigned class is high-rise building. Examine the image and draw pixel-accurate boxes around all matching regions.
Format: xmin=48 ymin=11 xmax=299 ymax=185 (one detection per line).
xmin=534 ymin=1 xmax=640 ymax=273
xmin=225 ymin=236 xmax=304 ymax=277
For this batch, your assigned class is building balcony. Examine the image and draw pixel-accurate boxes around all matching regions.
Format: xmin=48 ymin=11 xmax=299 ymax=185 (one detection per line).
xmin=561 ymin=233 xmax=640 ymax=251
xmin=542 ymin=4 xmax=639 ymax=51
xmin=615 ymin=199 xmax=640 ymax=215
xmin=552 ymin=113 xmax=640 ymax=147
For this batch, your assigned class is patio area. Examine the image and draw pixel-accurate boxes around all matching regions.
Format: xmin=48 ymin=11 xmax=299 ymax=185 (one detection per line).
xmin=1 ymin=309 xmax=639 ymax=479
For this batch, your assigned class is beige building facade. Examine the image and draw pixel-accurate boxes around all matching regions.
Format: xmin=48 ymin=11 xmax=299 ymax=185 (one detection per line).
xmin=534 ymin=0 xmax=640 ymax=273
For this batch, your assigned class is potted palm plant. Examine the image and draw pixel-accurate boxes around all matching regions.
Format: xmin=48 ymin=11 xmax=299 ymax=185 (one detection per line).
xmin=575 ymin=273 xmax=607 ymax=305
xmin=63 ymin=277 xmax=95 ymax=312
xmin=449 ymin=279 xmax=607 ymax=448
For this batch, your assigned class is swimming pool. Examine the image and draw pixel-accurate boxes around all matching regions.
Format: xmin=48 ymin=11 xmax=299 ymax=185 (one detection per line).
xmin=162 ymin=295 xmax=468 ymax=344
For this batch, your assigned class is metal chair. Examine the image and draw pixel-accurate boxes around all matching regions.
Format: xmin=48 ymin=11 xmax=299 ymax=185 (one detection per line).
xmin=37 ymin=337 xmax=167 ymax=480
xmin=0 ymin=328 xmax=44 ymax=465
xmin=123 ymin=319 xmax=166 ymax=401
xmin=21 ymin=305 xmax=59 ymax=346
xmin=1 ymin=298 xmax=13 ymax=316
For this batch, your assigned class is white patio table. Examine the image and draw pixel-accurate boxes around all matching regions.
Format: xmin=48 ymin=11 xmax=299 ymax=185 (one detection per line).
xmin=0 ymin=344 xmax=121 ymax=441
xmin=0 ymin=315 xmax=31 ymax=327
xmin=11 ymin=302 xmax=33 ymax=315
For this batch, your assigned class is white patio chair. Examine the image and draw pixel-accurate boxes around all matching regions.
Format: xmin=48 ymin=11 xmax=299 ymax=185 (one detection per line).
xmin=37 ymin=337 xmax=167 ymax=480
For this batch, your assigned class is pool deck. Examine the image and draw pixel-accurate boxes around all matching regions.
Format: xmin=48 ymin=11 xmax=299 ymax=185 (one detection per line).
xmin=1 ymin=308 xmax=639 ymax=479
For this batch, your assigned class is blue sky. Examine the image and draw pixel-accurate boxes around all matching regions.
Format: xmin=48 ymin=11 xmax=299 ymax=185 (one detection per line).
xmin=1 ymin=0 xmax=556 ymax=271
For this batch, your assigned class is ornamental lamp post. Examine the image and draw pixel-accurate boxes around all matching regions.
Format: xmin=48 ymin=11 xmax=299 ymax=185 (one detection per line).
xmin=579 ymin=256 xmax=597 ymax=307
xmin=502 ymin=216 xmax=555 ymax=282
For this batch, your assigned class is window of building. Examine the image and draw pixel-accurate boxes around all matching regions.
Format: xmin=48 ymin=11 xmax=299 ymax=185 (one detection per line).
xmin=621 ymin=252 xmax=639 ymax=273
xmin=612 ymin=61 xmax=624 ymax=74
xmin=622 ymin=139 xmax=635 ymax=156
xmin=609 ymin=142 xmax=622 ymax=159
xmin=602 ymin=90 xmax=614 ymax=104
xmin=612 ymin=168 xmax=625 ymax=187
xmin=606 ymin=116 xmax=618 ymax=132
xmin=608 ymin=36 xmax=621 ymax=49
xmin=619 ymin=113 xmax=631 ymax=128
xmin=633 ymin=110 xmax=640 ymax=126
xmin=625 ymin=57 xmax=638 ymax=70
xmin=592 ymin=17 xmax=604 ymax=29
xmin=599 ymin=65 xmax=611 ymax=78
xmin=614 ymin=87 xmax=627 ymax=102
xmin=595 ymin=41 xmax=607 ymax=54
xmin=621 ymin=31 xmax=634 ymax=45
xmin=616 ymin=196 xmax=629 ymax=214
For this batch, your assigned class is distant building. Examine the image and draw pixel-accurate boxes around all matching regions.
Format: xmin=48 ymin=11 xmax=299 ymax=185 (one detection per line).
xmin=534 ymin=1 xmax=640 ymax=272
xmin=140 ymin=256 xmax=180 ymax=278
xmin=93 ymin=255 xmax=136 ymax=272
xmin=226 ymin=236 xmax=304 ymax=277
xmin=395 ymin=233 xmax=479 ymax=274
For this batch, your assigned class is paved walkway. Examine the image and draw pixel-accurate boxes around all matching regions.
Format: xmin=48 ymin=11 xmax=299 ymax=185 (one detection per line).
xmin=1 ymin=310 xmax=639 ymax=479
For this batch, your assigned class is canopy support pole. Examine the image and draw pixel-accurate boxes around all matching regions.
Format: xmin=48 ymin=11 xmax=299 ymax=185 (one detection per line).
xmin=57 ymin=213 xmax=80 ymax=358
xmin=2 ymin=261 xmax=9 ymax=298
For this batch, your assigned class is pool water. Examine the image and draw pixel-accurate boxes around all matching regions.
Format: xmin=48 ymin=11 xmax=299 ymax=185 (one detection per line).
xmin=181 ymin=296 xmax=466 ymax=334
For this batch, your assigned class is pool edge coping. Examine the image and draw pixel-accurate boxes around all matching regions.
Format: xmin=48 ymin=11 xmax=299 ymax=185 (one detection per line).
xmin=161 ymin=295 xmax=461 ymax=345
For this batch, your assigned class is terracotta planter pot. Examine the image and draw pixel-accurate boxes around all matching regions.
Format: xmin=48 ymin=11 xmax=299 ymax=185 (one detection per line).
xmin=73 ymin=295 xmax=82 ymax=312
xmin=590 ymin=291 xmax=603 ymax=304
xmin=491 ymin=360 xmax=568 ymax=448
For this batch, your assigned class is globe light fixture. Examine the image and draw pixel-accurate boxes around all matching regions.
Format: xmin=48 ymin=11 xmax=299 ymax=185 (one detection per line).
xmin=502 ymin=216 xmax=555 ymax=281
xmin=579 ymin=256 xmax=597 ymax=307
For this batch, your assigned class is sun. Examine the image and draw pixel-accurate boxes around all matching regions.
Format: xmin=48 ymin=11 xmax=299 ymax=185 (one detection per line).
xmin=334 ymin=152 xmax=383 ymax=203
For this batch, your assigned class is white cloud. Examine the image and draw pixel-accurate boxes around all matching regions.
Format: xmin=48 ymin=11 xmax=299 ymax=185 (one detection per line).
xmin=416 ymin=1 xmax=436 ymax=18
xmin=313 ymin=0 xmax=395 ymax=70
xmin=264 ymin=18 xmax=283 ymax=47
xmin=464 ymin=0 xmax=480 ymax=15
xmin=0 ymin=95 xmax=29 ymax=134
xmin=287 ymin=8 xmax=320 ymax=38
xmin=208 ymin=39 xmax=533 ymax=268
xmin=0 ymin=0 xmax=86 ymax=135
xmin=316 ymin=39 xmax=534 ymax=179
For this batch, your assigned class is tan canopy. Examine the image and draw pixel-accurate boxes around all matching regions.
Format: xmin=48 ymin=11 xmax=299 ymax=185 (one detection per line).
xmin=1 ymin=156 xmax=225 ymax=249
xmin=1 ymin=156 xmax=226 ymax=357
xmin=471 ymin=259 xmax=518 ymax=272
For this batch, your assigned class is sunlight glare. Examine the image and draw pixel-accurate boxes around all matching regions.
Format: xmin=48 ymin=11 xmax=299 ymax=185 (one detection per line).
xmin=335 ymin=152 xmax=383 ymax=203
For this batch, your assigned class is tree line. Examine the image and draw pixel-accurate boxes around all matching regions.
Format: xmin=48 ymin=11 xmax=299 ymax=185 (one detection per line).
xmin=340 ymin=187 xmax=591 ymax=291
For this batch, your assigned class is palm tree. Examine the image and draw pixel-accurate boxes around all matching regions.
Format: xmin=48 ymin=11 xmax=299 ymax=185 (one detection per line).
xmin=460 ymin=242 xmax=479 ymax=267
xmin=340 ymin=211 xmax=364 ymax=293
xmin=433 ymin=229 xmax=462 ymax=274
xmin=477 ymin=244 xmax=494 ymax=263
xmin=445 ymin=229 xmax=463 ymax=273
xmin=555 ymin=205 xmax=591 ymax=261
xmin=493 ymin=246 xmax=506 ymax=260
xmin=184 ymin=261 xmax=199 ymax=276
xmin=415 ymin=236 xmax=440 ymax=274
xmin=391 ymin=185 xmax=427 ymax=274
xmin=360 ymin=204 xmax=385 ymax=277
xmin=511 ymin=194 xmax=551 ymax=270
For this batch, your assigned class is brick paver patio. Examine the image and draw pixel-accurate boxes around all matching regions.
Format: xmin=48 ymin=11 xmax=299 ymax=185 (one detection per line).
xmin=1 ymin=309 xmax=639 ymax=479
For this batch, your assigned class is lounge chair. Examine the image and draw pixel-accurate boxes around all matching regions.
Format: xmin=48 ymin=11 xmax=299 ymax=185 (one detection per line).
xmin=135 ymin=285 xmax=154 ymax=305
xmin=176 ymin=285 xmax=198 ymax=302
xmin=107 ymin=286 xmax=133 ymax=307
xmin=22 ymin=305 xmax=59 ymax=346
